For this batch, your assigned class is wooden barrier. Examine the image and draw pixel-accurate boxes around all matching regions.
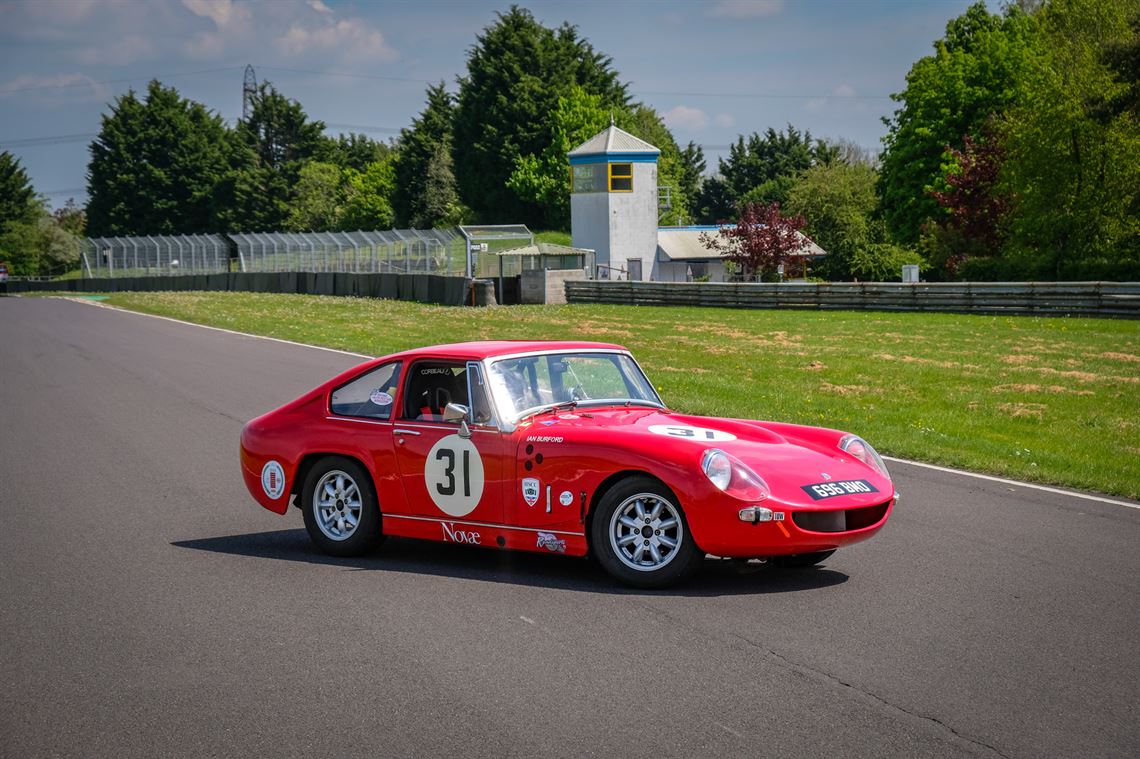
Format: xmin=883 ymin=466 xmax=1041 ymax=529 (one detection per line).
xmin=562 ymin=280 xmax=1140 ymax=318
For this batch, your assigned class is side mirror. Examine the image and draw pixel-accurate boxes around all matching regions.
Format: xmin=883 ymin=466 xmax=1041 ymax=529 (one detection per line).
xmin=443 ymin=402 xmax=470 ymax=422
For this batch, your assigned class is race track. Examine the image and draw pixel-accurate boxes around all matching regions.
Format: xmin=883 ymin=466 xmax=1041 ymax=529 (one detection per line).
xmin=1 ymin=296 xmax=1137 ymax=758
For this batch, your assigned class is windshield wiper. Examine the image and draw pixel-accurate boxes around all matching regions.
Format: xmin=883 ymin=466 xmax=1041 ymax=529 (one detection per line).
xmin=517 ymin=400 xmax=577 ymax=423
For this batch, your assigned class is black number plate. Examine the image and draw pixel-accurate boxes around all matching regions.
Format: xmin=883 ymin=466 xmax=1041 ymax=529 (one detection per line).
xmin=801 ymin=479 xmax=879 ymax=501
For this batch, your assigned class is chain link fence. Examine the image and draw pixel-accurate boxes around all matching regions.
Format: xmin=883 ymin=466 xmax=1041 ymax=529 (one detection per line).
xmin=81 ymin=235 xmax=230 ymax=278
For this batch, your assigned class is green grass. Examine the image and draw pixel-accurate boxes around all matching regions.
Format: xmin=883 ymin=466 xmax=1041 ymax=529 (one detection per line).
xmin=73 ymin=291 xmax=1140 ymax=499
xmin=534 ymin=230 xmax=573 ymax=246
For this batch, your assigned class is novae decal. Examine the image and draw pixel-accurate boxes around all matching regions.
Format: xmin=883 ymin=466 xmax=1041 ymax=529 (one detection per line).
xmin=536 ymin=532 xmax=567 ymax=553
xmin=261 ymin=460 xmax=285 ymax=500
xmin=647 ymin=424 xmax=736 ymax=442
xmin=522 ymin=477 xmax=540 ymax=506
xmin=424 ymin=434 xmax=485 ymax=517
xmin=441 ymin=522 xmax=481 ymax=544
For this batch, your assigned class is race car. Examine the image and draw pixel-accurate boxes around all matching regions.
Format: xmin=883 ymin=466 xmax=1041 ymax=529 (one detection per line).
xmin=240 ymin=341 xmax=896 ymax=587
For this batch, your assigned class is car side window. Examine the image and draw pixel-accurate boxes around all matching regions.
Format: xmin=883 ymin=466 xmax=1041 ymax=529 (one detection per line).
xmin=402 ymin=361 xmax=470 ymax=423
xmin=330 ymin=361 xmax=401 ymax=420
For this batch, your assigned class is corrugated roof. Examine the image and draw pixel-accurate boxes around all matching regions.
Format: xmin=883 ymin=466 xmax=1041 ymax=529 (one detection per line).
xmin=568 ymin=124 xmax=660 ymax=156
xmin=656 ymin=228 xmax=827 ymax=261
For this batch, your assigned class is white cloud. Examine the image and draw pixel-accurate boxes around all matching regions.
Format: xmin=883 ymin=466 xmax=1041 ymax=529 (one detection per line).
xmin=833 ymin=84 xmax=856 ymax=97
xmin=182 ymin=0 xmax=251 ymax=30
xmin=0 ymin=73 xmax=110 ymax=104
xmin=276 ymin=17 xmax=397 ymax=61
xmin=663 ymin=105 xmax=709 ymax=131
xmin=714 ymin=113 xmax=735 ymax=128
xmin=306 ymin=0 xmax=332 ymax=13
xmin=709 ymin=1 xmax=784 ymax=19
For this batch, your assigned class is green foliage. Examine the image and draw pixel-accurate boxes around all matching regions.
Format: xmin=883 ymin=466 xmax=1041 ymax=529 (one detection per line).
xmin=786 ymin=162 xmax=881 ymax=279
xmin=0 ymin=151 xmax=38 ymax=227
xmin=286 ymin=161 xmax=346 ymax=232
xmin=878 ymin=3 xmax=1037 ymax=243
xmin=698 ymin=125 xmax=835 ymax=223
xmin=393 ymin=83 xmax=461 ymax=228
xmin=86 ymin=80 xmax=229 ymax=236
xmin=849 ymin=243 xmax=924 ymax=282
xmin=330 ymin=133 xmax=391 ymax=172
xmin=215 ymin=82 xmax=330 ymax=232
xmin=343 ymin=158 xmax=396 ymax=230
xmin=453 ymin=6 xmax=628 ymax=225
xmin=997 ymin=0 xmax=1140 ymax=279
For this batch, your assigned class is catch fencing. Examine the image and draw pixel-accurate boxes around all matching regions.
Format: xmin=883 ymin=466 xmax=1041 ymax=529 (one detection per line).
xmin=564 ymin=280 xmax=1140 ymax=318
xmin=81 ymin=235 xmax=230 ymax=277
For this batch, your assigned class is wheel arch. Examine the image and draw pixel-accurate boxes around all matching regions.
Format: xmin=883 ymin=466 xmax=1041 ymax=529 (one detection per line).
xmin=585 ymin=469 xmax=679 ymax=553
xmin=291 ymin=451 xmax=374 ymax=509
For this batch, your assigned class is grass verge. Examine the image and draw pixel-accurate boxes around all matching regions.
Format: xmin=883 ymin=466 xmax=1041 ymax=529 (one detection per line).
xmin=73 ymin=291 xmax=1140 ymax=499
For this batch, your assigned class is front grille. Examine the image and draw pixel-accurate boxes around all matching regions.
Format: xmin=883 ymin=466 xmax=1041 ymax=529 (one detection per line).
xmin=792 ymin=500 xmax=891 ymax=533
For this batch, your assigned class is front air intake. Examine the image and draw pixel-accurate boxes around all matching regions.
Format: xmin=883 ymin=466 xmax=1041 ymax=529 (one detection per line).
xmin=792 ymin=500 xmax=891 ymax=533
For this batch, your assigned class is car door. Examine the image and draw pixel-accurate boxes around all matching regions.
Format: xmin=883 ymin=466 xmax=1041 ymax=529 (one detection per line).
xmin=392 ymin=359 xmax=505 ymax=533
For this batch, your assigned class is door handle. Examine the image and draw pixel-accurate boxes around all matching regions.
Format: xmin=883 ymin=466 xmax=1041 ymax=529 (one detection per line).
xmin=393 ymin=428 xmax=421 ymax=436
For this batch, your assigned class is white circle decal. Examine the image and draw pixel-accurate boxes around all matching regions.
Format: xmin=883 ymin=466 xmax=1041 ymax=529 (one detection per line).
xmin=647 ymin=424 xmax=737 ymax=442
xmin=369 ymin=389 xmax=393 ymax=406
xmin=424 ymin=434 xmax=485 ymax=517
xmin=261 ymin=460 xmax=286 ymax=500
xmin=559 ymin=490 xmax=574 ymax=506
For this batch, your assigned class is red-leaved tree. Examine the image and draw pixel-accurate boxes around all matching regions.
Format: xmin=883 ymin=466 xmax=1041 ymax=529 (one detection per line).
xmin=698 ymin=201 xmax=809 ymax=280
xmin=927 ymin=129 xmax=1009 ymax=274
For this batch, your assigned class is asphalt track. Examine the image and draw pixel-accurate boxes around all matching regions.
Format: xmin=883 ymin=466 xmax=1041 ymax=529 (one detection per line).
xmin=1 ymin=296 xmax=1137 ymax=758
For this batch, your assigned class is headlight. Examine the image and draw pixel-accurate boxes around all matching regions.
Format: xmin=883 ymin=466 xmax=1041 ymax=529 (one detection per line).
xmin=840 ymin=434 xmax=889 ymax=478
xmin=701 ymin=449 xmax=770 ymax=501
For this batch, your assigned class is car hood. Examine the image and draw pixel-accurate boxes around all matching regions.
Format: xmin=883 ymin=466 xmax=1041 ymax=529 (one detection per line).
xmin=518 ymin=405 xmax=890 ymax=503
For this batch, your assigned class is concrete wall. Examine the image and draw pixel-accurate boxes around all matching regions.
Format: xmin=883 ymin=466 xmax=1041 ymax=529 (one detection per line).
xmin=520 ymin=268 xmax=588 ymax=304
xmin=570 ymin=162 xmax=658 ymax=280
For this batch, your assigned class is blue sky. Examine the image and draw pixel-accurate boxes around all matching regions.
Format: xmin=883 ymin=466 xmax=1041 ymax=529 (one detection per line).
xmin=0 ymin=0 xmax=981 ymax=210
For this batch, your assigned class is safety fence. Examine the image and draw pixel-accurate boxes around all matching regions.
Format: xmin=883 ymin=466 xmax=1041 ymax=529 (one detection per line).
xmin=81 ymin=235 xmax=230 ymax=277
xmin=230 ymin=229 xmax=466 ymax=275
xmin=563 ymin=280 xmax=1140 ymax=318
xmin=3 ymin=272 xmax=474 ymax=306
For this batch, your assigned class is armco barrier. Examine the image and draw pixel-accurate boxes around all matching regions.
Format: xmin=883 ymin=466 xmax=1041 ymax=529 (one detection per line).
xmin=0 ymin=271 xmax=476 ymax=306
xmin=563 ymin=280 xmax=1140 ymax=318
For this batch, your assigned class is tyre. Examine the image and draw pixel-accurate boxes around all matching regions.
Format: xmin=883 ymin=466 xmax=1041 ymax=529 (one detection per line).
xmin=301 ymin=456 xmax=384 ymax=557
xmin=591 ymin=476 xmax=703 ymax=589
xmin=771 ymin=550 xmax=835 ymax=569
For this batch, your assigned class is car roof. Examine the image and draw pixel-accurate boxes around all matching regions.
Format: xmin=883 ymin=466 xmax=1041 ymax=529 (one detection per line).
xmin=387 ymin=340 xmax=629 ymax=361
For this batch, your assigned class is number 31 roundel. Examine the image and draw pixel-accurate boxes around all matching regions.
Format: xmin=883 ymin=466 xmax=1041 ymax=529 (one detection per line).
xmin=424 ymin=434 xmax=485 ymax=517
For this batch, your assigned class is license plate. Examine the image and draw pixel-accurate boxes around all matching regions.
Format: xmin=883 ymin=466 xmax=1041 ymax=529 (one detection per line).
xmin=801 ymin=479 xmax=879 ymax=500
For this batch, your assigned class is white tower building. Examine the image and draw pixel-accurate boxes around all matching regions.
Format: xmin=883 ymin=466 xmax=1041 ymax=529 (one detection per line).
xmin=568 ymin=124 xmax=659 ymax=281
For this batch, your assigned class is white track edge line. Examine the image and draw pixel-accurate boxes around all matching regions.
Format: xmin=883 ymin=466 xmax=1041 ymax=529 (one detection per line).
xmin=882 ymin=456 xmax=1138 ymax=509
xmin=62 ymin=296 xmax=373 ymax=359
xmin=55 ymin=297 xmax=1137 ymax=511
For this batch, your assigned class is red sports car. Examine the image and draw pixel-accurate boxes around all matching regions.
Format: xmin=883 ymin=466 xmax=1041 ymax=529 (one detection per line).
xmin=240 ymin=341 xmax=895 ymax=587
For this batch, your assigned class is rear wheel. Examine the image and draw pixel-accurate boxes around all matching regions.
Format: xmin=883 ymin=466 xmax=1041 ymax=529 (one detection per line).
xmin=591 ymin=476 xmax=702 ymax=589
xmin=301 ymin=456 xmax=384 ymax=557
xmin=771 ymin=550 xmax=835 ymax=569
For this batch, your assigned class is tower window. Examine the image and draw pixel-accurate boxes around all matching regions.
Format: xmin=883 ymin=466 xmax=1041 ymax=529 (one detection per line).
xmin=609 ymin=163 xmax=633 ymax=192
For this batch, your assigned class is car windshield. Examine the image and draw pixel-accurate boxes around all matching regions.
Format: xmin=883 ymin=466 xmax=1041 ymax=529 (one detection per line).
xmin=487 ymin=351 xmax=662 ymax=422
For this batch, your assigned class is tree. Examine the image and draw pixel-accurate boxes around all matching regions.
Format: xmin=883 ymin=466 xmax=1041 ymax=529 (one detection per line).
xmin=342 ymin=158 xmax=397 ymax=231
xmin=52 ymin=199 xmax=86 ymax=237
xmin=331 ymin=133 xmax=391 ymax=172
xmin=996 ymin=0 xmax=1140 ymax=279
xmin=926 ymin=129 xmax=1009 ymax=274
xmin=698 ymin=125 xmax=835 ymax=223
xmin=698 ymin=201 xmax=808 ymax=280
xmin=453 ymin=6 xmax=628 ymax=225
xmin=215 ymin=82 xmax=330 ymax=232
xmin=86 ymin=80 xmax=229 ymax=236
xmin=286 ymin=161 xmax=346 ymax=232
xmin=877 ymin=3 xmax=1037 ymax=244
xmin=785 ymin=162 xmax=880 ymax=279
xmin=676 ymin=141 xmax=706 ymax=224
xmin=392 ymin=83 xmax=460 ymax=228
xmin=0 ymin=151 xmax=38 ymax=227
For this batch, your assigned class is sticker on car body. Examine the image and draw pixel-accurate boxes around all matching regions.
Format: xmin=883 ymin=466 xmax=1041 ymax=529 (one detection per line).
xmin=425 ymin=434 xmax=485 ymax=517
xmin=522 ymin=477 xmax=540 ymax=506
xmin=261 ymin=460 xmax=285 ymax=500
xmin=801 ymin=479 xmax=879 ymax=500
xmin=647 ymin=424 xmax=736 ymax=442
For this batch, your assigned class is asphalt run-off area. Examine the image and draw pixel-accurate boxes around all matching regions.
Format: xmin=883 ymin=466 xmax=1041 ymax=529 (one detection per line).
xmin=2 ymin=296 xmax=1137 ymax=758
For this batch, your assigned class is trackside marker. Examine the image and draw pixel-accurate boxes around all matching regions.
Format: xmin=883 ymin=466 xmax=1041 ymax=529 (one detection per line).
xmin=59 ymin=297 xmax=1139 ymax=512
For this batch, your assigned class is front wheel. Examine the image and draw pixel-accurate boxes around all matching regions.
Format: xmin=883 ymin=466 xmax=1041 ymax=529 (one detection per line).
xmin=591 ymin=476 xmax=703 ymax=589
xmin=301 ymin=456 xmax=384 ymax=557
xmin=771 ymin=550 xmax=835 ymax=569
